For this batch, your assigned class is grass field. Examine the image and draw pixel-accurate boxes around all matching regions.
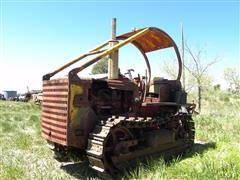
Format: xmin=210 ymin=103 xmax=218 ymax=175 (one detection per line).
xmin=1 ymin=89 xmax=240 ymax=179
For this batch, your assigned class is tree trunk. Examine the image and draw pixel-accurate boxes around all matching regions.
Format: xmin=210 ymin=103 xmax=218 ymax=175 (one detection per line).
xmin=198 ymin=84 xmax=202 ymax=113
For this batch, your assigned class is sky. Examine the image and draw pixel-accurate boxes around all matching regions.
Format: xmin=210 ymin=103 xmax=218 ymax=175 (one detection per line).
xmin=0 ymin=0 xmax=239 ymax=93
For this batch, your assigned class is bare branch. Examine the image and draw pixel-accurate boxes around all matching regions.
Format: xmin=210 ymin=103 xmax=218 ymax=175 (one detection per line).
xmin=184 ymin=64 xmax=199 ymax=79
xmin=185 ymin=44 xmax=200 ymax=75
xmin=197 ymin=48 xmax=202 ymax=71
xmin=200 ymin=57 xmax=220 ymax=77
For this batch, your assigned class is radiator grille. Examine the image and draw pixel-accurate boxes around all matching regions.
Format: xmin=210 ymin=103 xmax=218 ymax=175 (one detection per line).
xmin=42 ymin=79 xmax=68 ymax=145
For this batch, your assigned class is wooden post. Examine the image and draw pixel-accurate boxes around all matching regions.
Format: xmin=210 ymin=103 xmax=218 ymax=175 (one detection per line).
xmin=108 ymin=18 xmax=119 ymax=79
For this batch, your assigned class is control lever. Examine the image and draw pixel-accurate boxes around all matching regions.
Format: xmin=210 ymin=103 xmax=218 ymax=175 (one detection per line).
xmin=124 ymin=69 xmax=134 ymax=80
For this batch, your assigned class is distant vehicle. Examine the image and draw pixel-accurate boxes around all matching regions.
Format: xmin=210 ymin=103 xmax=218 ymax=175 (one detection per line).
xmin=18 ymin=94 xmax=26 ymax=101
xmin=18 ymin=93 xmax=31 ymax=102
xmin=0 ymin=94 xmax=6 ymax=100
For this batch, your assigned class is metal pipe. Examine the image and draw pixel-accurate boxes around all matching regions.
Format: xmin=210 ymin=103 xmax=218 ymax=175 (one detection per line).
xmin=112 ymin=18 xmax=116 ymax=41
xmin=108 ymin=18 xmax=119 ymax=79
xmin=71 ymin=28 xmax=149 ymax=74
xmin=43 ymin=41 xmax=109 ymax=80
xmin=181 ymin=24 xmax=185 ymax=90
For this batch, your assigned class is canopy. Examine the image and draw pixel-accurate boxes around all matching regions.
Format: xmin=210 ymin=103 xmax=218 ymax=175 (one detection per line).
xmin=117 ymin=27 xmax=174 ymax=53
xmin=43 ymin=27 xmax=182 ymax=81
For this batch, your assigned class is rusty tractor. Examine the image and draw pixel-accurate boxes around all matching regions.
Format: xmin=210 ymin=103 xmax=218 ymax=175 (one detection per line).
xmin=41 ymin=19 xmax=195 ymax=177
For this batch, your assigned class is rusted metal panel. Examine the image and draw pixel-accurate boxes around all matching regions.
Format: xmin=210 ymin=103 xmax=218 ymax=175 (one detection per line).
xmin=43 ymin=98 xmax=68 ymax=103
xmin=42 ymin=122 xmax=67 ymax=133
xmin=43 ymin=91 xmax=68 ymax=96
xmin=42 ymin=114 xmax=67 ymax=121
xmin=42 ymin=132 xmax=67 ymax=145
xmin=42 ymin=102 xmax=68 ymax=108
xmin=42 ymin=108 xmax=68 ymax=115
xmin=42 ymin=120 xmax=66 ymax=129
xmin=43 ymin=85 xmax=68 ymax=91
xmin=43 ymin=95 xmax=68 ymax=100
xmin=43 ymin=78 xmax=68 ymax=84
xmin=42 ymin=125 xmax=66 ymax=135
xmin=42 ymin=117 xmax=67 ymax=126
xmin=116 ymin=27 xmax=173 ymax=53
xmin=42 ymin=112 xmax=67 ymax=121
xmin=41 ymin=78 xmax=69 ymax=146
xmin=42 ymin=126 xmax=66 ymax=137
xmin=43 ymin=104 xmax=68 ymax=111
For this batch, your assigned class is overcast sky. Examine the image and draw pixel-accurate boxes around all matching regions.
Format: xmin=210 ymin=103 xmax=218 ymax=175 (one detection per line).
xmin=0 ymin=0 xmax=239 ymax=93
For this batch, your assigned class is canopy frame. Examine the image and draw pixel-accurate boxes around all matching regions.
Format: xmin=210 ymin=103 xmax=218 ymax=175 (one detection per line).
xmin=43 ymin=27 xmax=182 ymax=82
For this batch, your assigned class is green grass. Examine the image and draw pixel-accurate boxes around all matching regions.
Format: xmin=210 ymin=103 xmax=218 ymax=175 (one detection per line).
xmin=0 ymin=101 xmax=97 ymax=180
xmin=0 ymin=90 xmax=240 ymax=179
xmin=125 ymin=90 xmax=240 ymax=179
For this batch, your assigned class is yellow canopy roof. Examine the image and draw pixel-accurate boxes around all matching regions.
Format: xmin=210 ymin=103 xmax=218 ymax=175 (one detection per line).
xmin=117 ymin=27 xmax=174 ymax=53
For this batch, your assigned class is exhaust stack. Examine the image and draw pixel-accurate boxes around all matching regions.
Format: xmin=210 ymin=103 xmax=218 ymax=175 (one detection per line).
xmin=108 ymin=18 xmax=119 ymax=79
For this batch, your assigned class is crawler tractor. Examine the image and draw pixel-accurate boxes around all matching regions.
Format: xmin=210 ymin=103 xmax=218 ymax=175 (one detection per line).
xmin=41 ymin=19 xmax=195 ymax=176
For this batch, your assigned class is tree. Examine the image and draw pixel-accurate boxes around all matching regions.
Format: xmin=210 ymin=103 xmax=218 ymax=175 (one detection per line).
xmin=91 ymin=57 xmax=108 ymax=74
xmin=184 ymin=44 xmax=218 ymax=113
xmin=161 ymin=58 xmax=195 ymax=93
xmin=224 ymin=67 xmax=240 ymax=93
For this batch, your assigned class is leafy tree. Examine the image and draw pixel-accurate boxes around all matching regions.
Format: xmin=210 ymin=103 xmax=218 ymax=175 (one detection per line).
xmin=224 ymin=67 xmax=240 ymax=93
xmin=91 ymin=57 xmax=108 ymax=74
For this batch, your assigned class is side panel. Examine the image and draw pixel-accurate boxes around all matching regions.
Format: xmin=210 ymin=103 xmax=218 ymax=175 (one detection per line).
xmin=42 ymin=79 xmax=68 ymax=145
xmin=67 ymin=77 xmax=98 ymax=149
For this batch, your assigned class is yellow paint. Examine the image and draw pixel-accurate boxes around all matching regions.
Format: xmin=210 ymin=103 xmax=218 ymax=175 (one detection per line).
xmin=69 ymin=84 xmax=83 ymax=122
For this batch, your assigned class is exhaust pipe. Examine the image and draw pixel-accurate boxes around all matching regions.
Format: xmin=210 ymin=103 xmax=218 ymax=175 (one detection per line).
xmin=108 ymin=18 xmax=119 ymax=79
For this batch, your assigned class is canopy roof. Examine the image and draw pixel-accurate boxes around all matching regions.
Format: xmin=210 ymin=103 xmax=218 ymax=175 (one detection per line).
xmin=43 ymin=27 xmax=181 ymax=81
xmin=117 ymin=27 xmax=174 ymax=53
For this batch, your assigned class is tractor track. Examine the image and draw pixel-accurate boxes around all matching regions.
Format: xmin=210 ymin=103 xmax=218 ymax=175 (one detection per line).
xmin=86 ymin=114 xmax=195 ymax=177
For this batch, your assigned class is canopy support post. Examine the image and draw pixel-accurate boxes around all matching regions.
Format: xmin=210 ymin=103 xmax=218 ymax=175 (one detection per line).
xmin=108 ymin=18 xmax=119 ymax=79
